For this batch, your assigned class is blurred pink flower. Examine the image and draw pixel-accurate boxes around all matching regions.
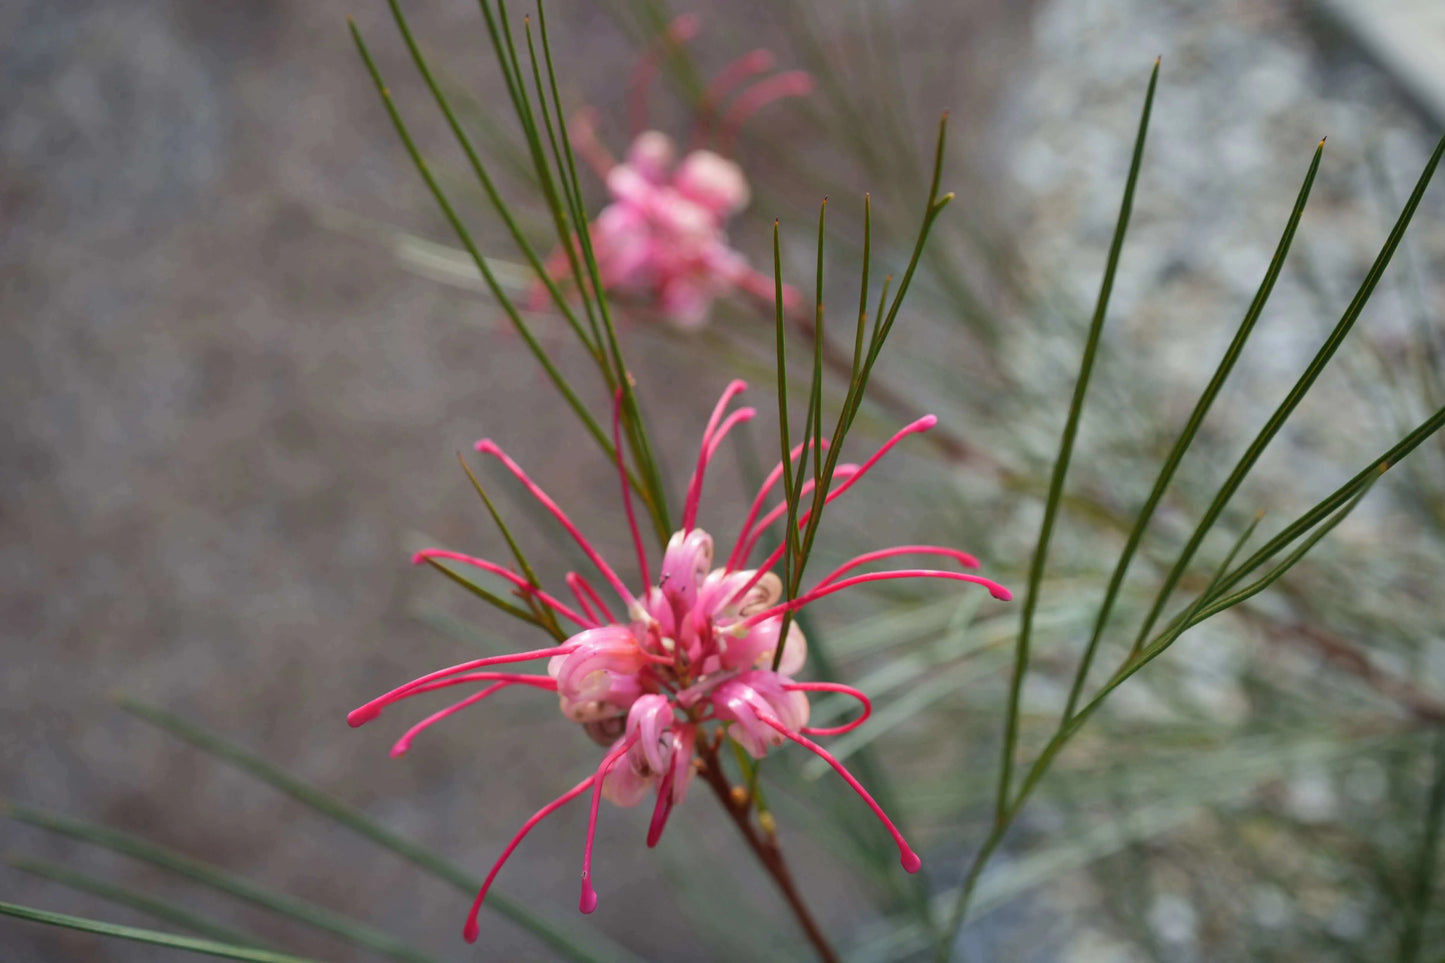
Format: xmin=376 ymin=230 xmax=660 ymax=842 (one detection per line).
xmin=347 ymin=381 xmax=1010 ymax=940
xmin=537 ymin=15 xmax=811 ymax=328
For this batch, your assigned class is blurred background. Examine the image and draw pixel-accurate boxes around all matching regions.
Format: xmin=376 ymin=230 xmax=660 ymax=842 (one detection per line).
xmin=3 ymin=0 xmax=1444 ymax=960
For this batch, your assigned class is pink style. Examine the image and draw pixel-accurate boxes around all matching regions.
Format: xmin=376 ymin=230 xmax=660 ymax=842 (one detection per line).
xmin=346 ymin=381 xmax=1011 ymax=942
xmin=540 ymin=15 xmax=811 ymax=328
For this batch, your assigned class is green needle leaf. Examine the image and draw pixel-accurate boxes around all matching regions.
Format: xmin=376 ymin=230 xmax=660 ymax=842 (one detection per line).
xmin=347 ymin=19 xmax=623 ymax=512
xmin=113 ymin=699 xmax=645 ymax=963
xmin=1215 ymin=402 xmax=1445 ymax=596
xmin=4 ymin=805 xmax=440 ymax=963
xmin=1184 ymin=470 xmax=1381 ymax=627
xmin=454 ymin=453 xmax=560 ymax=635
xmin=383 ymin=0 xmax=603 ymax=365
xmin=1062 ymin=137 xmax=1323 ymax=721
xmin=0 ymin=902 xmax=319 ymax=963
xmin=417 ymin=556 xmax=557 ymax=637
xmin=1131 ymin=129 xmax=1445 ymax=651
xmin=934 ymin=63 xmax=1158 ymax=961
xmin=6 ymin=855 xmax=263 ymax=948
xmin=996 ymin=58 xmax=1159 ymax=826
xmin=531 ymin=0 xmax=673 ymax=539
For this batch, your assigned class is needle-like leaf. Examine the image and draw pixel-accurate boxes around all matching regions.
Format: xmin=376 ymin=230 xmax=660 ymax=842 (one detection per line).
xmin=113 ymin=699 xmax=645 ymax=963
xmin=996 ymin=59 xmax=1159 ymax=827
xmin=4 ymin=805 xmax=440 ymax=963
xmin=0 ymin=902 xmax=318 ymax=963
xmin=1063 ymin=137 xmax=1323 ymax=720
xmin=5 ymin=855 xmax=263 ymax=948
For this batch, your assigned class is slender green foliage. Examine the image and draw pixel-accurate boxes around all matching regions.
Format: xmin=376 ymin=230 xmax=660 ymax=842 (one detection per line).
xmin=456 ymin=453 xmax=561 ymax=636
xmin=5 ymin=856 xmax=263 ymax=948
xmin=383 ymin=0 xmax=600 ymax=364
xmin=0 ymin=902 xmax=319 ymax=963
xmin=996 ymin=60 xmax=1159 ymax=826
xmin=114 ymin=699 xmax=644 ymax=963
xmin=1214 ymin=401 xmax=1445 ymax=597
xmin=5 ymin=804 xmax=440 ymax=963
xmin=418 ymin=555 xmax=557 ymax=635
xmin=348 ymin=20 xmax=622 ymax=490
xmin=1132 ymin=130 xmax=1445 ymax=651
xmin=1184 ymin=471 xmax=1381 ymax=627
xmin=934 ymin=69 xmax=1445 ymax=960
xmin=529 ymin=2 xmax=673 ymax=536
xmin=356 ymin=2 xmax=675 ymax=543
xmin=771 ymin=118 xmax=956 ymax=675
xmin=1063 ymin=138 xmax=1323 ymax=720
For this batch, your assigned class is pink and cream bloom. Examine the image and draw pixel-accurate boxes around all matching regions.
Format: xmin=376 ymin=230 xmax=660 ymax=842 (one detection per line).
xmin=540 ymin=15 xmax=811 ymax=329
xmin=346 ymin=380 xmax=1010 ymax=941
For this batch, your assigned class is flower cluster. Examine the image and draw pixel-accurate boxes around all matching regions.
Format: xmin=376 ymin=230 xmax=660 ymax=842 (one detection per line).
xmin=541 ymin=15 xmax=810 ymax=328
xmin=347 ymin=381 xmax=1010 ymax=941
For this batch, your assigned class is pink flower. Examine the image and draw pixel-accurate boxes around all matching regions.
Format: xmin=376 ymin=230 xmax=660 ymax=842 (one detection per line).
xmin=347 ymin=380 xmax=1010 ymax=940
xmin=539 ymin=16 xmax=812 ymax=329
xmin=549 ymin=626 xmax=647 ymax=723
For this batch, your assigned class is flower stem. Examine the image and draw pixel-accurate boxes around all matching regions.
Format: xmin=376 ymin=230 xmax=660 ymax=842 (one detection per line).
xmin=697 ymin=742 xmax=839 ymax=963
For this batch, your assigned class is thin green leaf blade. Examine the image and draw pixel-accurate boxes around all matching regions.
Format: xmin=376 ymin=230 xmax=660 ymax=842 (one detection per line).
xmin=1063 ymin=138 xmax=1324 ymax=718
xmin=114 ymin=699 xmax=643 ymax=963
xmin=5 ymin=805 xmax=440 ymax=963
xmin=0 ymin=901 xmax=319 ymax=963
xmin=6 ymin=855 xmax=263 ymax=948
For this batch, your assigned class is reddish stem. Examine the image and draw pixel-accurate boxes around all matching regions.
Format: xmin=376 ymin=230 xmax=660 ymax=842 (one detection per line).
xmin=697 ymin=741 xmax=839 ymax=963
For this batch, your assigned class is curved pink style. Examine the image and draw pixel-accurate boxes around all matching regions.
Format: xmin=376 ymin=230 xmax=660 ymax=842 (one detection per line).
xmin=742 ymin=569 xmax=1014 ymax=629
xmin=475 ymin=439 xmax=637 ymax=607
xmin=758 ymin=713 xmax=921 ymax=873
xmin=684 ymin=379 xmax=749 ymax=532
xmin=347 ymin=645 xmax=575 ymax=727
xmin=728 ymin=416 xmax=942 ymax=605
xmin=788 ymin=681 xmax=873 ymax=737
xmin=727 ymin=438 xmax=828 ymax=571
xmin=579 ymin=733 xmax=639 ymax=914
xmin=814 ymin=545 xmax=982 ymax=589
xmin=463 ymin=776 xmax=594 ymax=943
xmin=391 ymin=676 xmax=557 ymax=758
xmin=692 ymin=49 xmax=775 ymax=146
xmin=731 ymin=466 xmax=861 ymax=567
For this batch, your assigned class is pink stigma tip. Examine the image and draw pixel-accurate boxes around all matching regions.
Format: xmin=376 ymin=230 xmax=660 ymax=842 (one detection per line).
xmin=409 ymin=552 xmax=427 ymax=566
xmin=347 ymin=706 xmax=379 ymax=727
xmin=918 ymin=414 xmax=938 ymax=429
xmin=901 ymin=850 xmax=922 ymax=873
xmin=474 ymin=439 xmax=498 ymax=454
xmin=389 ymin=742 xmax=410 ymax=758
xmin=579 ymin=880 xmax=598 ymax=914
xmin=463 ymin=920 xmax=480 ymax=943
xmin=992 ymin=586 xmax=1014 ymax=602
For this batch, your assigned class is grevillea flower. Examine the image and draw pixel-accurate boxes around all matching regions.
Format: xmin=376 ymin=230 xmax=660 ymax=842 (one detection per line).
xmin=347 ymin=380 xmax=1010 ymax=941
xmin=538 ymin=15 xmax=811 ymax=328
